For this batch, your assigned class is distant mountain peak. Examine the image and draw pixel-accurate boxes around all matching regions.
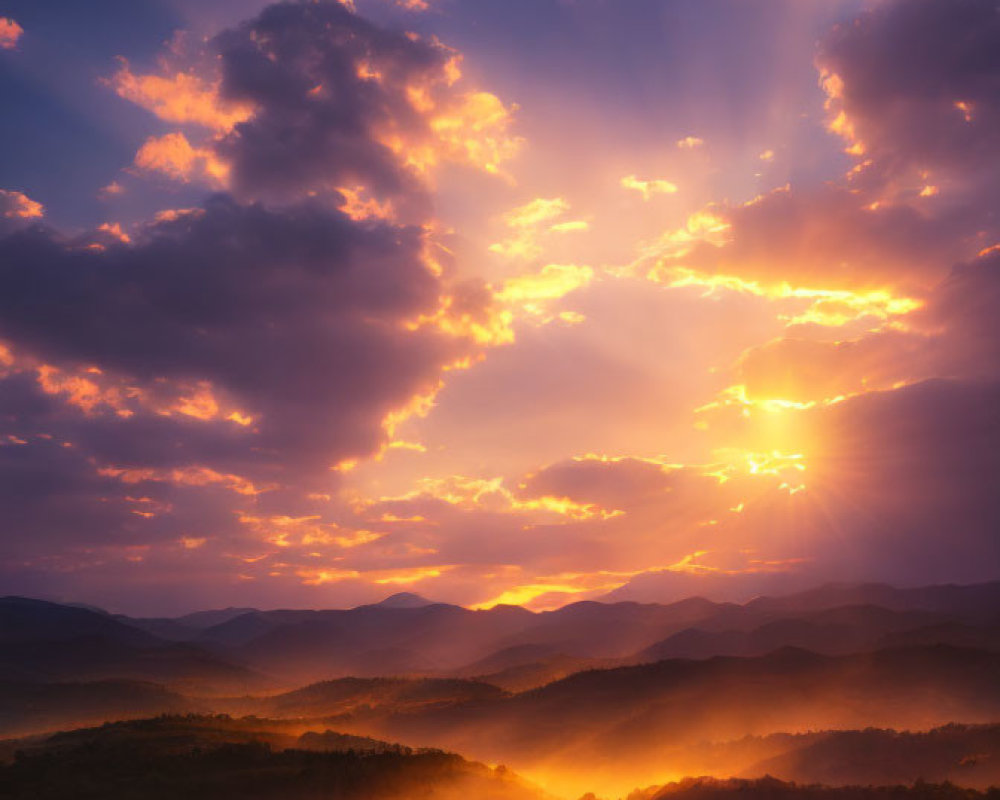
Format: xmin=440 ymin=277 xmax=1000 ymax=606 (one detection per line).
xmin=373 ymin=592 xmax=435 ymax=609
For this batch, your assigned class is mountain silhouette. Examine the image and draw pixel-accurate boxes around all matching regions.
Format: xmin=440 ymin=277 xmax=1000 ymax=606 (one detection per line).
xmin=371 ymin=593 xmax=437 ymax=609
xmin=0 ymin=597 xmax=268 ymax=695
xmin=8 ymin=582 xmax=1000 ymax=694
xmin=1 ymin=597 xmax=158 ymax=647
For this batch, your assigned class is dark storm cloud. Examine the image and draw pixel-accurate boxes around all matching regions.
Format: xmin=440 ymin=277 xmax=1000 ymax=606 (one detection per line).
xmin=817 ymin=0 xmax=1000 ymax=241
xmin=0 ymin=195 xmax=468 ymax=480
xmin=0 ymin=0 xmax=511 ymax=602
xmin=818 ymin=0 xmax=1000 ymax=176
xmin=214 ymin=0 xmax=448 ymax=207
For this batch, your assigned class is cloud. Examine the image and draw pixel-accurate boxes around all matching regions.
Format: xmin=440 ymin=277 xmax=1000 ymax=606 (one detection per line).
xmin=109 ymin=57 xmax=253 ymax=132
xmin=0 ymin=0 xmax=527 ymax=612
xmin=210 ymin=1 xmax=518 ymax=207
xmin=133 ymin=132 xmax=229 ymax=183
xmin=620 ymin=175 xmax=678 ymax=200
xmin=817 ymin=0 xmax=1000 ymax=178
xmin=108 ymin=1 xmax=520 ymax=216
xmin=922 ymin=246 xmax=1000 ymax=380
xmin=816 ymin=0 xmax=1000 ymax=237
xmin=488 ymin=197 xmax=588 ymax=260
xmin=0 ymin=196 xmax=480 ymax=485
xmin=0 ymin=190 xmax=505 ymax=603
xmin=3 ymin=0 xmax=999 ymax=611
xmin=496 ymin=263 xmax=593 ymax=306
xmin=0 ymin=189 xmax=44 ymax=240
xmin=634 ymin=0 xmax=999 ymax=309
xmin=0 ymin=17 xmax=22 ymax=49
xmin=661 ymin=184 xmax=965 ymax=291
xmin=500 ymin=197 xmax=569 ymax=228
xmin=729 ymin=246 xmax=1000 ymax=408
xmin=0 ymin=188 xmax=43 ymax=221
xmin=518 ymin=455 xmax=679 ymax=510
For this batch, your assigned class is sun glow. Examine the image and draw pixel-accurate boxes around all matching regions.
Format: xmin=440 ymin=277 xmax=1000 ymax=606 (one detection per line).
xmin=702 ymin=448 xmax=809 ymax=494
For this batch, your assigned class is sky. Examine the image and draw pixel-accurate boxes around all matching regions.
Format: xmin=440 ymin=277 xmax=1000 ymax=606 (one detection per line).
xmin=0 ymin=0 xmax=998 ymax=616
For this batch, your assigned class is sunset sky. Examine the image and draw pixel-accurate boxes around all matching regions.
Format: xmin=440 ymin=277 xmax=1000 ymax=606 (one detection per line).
xmin=0 ymin=0 xmax=997 ymax=615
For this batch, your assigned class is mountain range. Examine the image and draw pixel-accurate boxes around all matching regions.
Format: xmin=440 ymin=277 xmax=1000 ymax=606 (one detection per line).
xmin=4 ymin=582 xmax=999 ymax=695
xmin=3 ymin=582 xmax=1000 ymax=797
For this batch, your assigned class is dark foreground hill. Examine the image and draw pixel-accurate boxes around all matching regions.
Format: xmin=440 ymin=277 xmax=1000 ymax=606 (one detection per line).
xmin=1 ymin=718 xmax=999 ymax=800
xmin=630 ymin=777 xmax=1000 ymax=800
xmin=0 ymin=717 xmax=548 ymax=800
xmin=0 ymin=679 xmax=196 ymax=737
xmin=0 ymin=715 xmax=410 ymax=764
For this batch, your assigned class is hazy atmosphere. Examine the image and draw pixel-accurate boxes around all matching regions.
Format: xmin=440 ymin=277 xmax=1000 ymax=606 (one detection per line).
xmin=1 ymin=1 xmax=998 ymax=799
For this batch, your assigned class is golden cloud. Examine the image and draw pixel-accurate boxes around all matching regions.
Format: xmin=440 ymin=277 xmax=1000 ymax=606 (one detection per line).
xmin=109 ymin=58 xmax=253 ymax=131
xmin=133 ymin=132 xmax=229 ymax=184
xmin=99 ymin=464 xmax=273 ymax=497
xmin=0 ymin=17 xmax=23 ymax=49
xmin=0 ymin=188 xmax=43 ymax=219
xmin=489 ymin=197 xmax=588 ymax=260
xmin=238 ymin=513 xmax=385 ymax=550
xmin=620 ymin=174 xmax=678 ymax=200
